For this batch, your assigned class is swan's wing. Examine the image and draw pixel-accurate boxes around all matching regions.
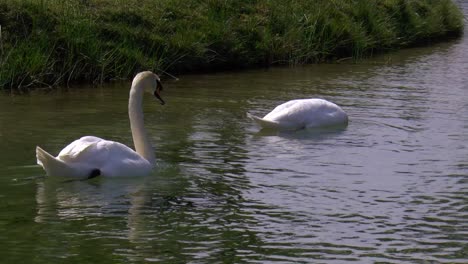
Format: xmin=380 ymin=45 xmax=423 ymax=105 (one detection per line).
xmin=298 ymin=99 xmax=348 ymax=127
xmin=58 ymin=136 xmax=145 ymax=163
xmin=263 ymin=99 xmax=309 ymax=124
xmin=57 ymin=136 xmax=105 ymax=162
xmin=262 ymin=99 xmax=347 ymax=129
xmin=263 ymin=99 xmax=303 ymax=119
xmin=56 ymin=136 xmax=152 ymax=177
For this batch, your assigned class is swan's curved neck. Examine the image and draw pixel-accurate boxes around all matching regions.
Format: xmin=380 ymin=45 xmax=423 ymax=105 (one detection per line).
xmin=129 ymin=81 xmax=155 ymax=165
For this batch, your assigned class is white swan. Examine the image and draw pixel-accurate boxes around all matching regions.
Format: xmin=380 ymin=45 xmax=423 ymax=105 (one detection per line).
xmin=36 ymin=71 xmax=165 ymax=178
xmin=248 ymin=98 xmax=348 ymax=131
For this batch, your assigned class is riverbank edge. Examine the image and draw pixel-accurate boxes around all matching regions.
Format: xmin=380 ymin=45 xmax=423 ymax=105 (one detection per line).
xmin=0 ymin=0 xmax=464 ymax=91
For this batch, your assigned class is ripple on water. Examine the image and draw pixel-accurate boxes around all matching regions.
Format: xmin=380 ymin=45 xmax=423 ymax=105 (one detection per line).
xmin=1 ymin=22 xmax=468 ymax=263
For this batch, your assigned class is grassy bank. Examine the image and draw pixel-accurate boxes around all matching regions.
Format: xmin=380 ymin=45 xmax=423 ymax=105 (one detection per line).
xmin=0 ymin=0 xmax=464 ymax=90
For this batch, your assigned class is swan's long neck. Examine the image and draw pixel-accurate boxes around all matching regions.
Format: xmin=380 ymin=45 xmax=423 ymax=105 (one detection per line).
xmin=129 ymin=80 xmax=156 ymax=165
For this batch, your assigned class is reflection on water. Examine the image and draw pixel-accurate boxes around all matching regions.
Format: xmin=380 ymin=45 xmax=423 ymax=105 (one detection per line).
xmin=1 ymin=7 xmax=468 ymax=263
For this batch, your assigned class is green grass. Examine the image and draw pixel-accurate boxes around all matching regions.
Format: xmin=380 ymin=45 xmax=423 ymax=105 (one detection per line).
xmin=0 ymin=0 xmax=464 ymax=90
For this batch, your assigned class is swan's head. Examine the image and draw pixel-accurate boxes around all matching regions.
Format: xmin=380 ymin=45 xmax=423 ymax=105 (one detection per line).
xmin=134 ymin=71 xmax=165 ymax=105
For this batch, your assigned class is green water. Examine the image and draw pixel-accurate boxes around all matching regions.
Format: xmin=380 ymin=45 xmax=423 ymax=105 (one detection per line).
xmin=1 ymin=15 xmax=468 ymax=264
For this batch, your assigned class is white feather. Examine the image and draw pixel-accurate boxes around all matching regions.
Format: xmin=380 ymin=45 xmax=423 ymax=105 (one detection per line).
xmin=249 ymin=98 xmax=348 ymax=131
xmin=36 ymin=71 xmax=163 ymax=178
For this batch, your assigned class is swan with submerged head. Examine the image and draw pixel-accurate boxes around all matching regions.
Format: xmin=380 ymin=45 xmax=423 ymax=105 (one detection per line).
xmin=248 ymin=98 xmax=348 ymax=131
xmin=36 ymin=71 xmax=165 ymax=178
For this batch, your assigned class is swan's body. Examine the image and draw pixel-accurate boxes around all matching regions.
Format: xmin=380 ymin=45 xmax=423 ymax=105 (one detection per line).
xmin=36 ymin=136 xmax=153 ymax=177
xmin=248 ymin=98 xmax=348 ymax=130
xmin=36 ymin=71 xmax=165 ymax=178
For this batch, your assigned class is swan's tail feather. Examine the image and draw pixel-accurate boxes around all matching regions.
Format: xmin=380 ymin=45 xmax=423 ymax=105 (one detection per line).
xmin=247 ymin=113 xmax=280 ymax=129
xmin=36 ymin=146 xmax=70 ymax=176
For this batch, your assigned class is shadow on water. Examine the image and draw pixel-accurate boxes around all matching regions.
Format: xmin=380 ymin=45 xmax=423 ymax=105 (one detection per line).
xmin=253 ymin=125 xmax=349 ymax=139
xmin=0 ymin=161 xmax=187 ymax=218
xmin=33 ymin=163 xmax=193 ymax=245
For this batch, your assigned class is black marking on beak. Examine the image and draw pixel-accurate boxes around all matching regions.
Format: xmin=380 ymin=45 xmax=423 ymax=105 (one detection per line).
xmin=157 ymin=80 xmax=163 ymax=91
xmin=88 ymin=169 xmax=101 ymax=179
xmin=154 ymin=80 xmax=165 ymax=105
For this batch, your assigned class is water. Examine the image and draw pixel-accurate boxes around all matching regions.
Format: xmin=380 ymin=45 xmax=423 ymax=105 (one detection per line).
xmin=1 ymin=16 xmax=468 ymax=264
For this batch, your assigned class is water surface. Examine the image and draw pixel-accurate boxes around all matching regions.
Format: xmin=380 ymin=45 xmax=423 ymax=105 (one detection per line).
xmin=1 ymin=11 xmax=468 ymax=264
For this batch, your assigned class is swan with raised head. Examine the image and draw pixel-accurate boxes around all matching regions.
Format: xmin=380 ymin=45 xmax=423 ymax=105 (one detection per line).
xmin=36 ymin=71 xmax=165 ymax=178
xmin=248 ymin=98 xmax=348 ymax=131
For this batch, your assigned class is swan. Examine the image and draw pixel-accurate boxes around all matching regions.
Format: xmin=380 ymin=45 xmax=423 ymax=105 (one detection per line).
xmin=248 ymin=98 xmax=348 ymax=131
xmin=36 ymin=71 xmax=165 ymax=178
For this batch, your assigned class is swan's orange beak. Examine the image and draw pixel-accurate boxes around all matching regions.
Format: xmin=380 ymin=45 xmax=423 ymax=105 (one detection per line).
xmin=154 ymin=80 xmax=165 ymax=105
